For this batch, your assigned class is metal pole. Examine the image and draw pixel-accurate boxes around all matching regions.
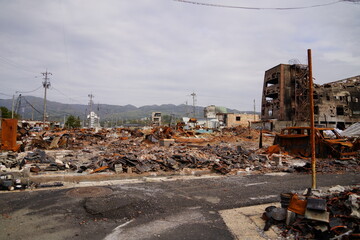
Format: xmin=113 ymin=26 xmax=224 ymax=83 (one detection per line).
xmin=308 ymin=49 xmax=316 ymax=189
xmin=43 ymin=80 xmax=47 ymax=126
xmin=11 ymin=94 xmax=15 ymax=118
xmin=253 ymin=99 xmax=256 ymax=121
xmin=42 ymin=70 xmax=52 ymax=127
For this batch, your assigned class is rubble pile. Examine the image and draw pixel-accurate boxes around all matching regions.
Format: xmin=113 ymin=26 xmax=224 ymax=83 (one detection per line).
xmin=3 ymin=141 xmax=260 ymax=175
xmin=263 ymin=186 xmax=360 ymax=239
xmin=0 ymin=125 xmax=359 ymax=183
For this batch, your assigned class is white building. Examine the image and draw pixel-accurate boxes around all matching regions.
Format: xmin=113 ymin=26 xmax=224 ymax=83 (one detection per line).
xmin=87 ymin=111 xmax=100 ymax=128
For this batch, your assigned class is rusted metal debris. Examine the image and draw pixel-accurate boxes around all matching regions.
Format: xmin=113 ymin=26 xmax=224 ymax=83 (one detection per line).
xmin=263 ymin=187 xmax=360 ymax=239
xmin=1 ymin=119 xmax=20 ymax=152
xmin=274 ymin=127 xmax=360 ymax=159
xmin=0 ymin=124 xmax=359 ymax=182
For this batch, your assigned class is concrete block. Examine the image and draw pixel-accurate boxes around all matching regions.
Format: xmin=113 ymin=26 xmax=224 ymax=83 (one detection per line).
xmin=159 ymin=139 xmax=175 ymax=147
xmin=115 ymin=164 xmax=123 ymax=173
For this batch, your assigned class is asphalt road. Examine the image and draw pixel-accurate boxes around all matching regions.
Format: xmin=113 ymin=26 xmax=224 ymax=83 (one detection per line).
xmin=1 ymin=172 xmax=359 ymax=240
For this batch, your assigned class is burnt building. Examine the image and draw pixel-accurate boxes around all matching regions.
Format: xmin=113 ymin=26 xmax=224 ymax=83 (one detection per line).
xmin=314 ymin=76 xmax=360 ymax=129
xmin=261 ymin=64 xmax=360 ymax=129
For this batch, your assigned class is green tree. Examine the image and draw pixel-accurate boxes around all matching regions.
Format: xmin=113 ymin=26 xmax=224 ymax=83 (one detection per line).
xmin=0 ymin=106 xmax=20 ymax=119
xmin=65 ymin=115 xmax=81 ymax=128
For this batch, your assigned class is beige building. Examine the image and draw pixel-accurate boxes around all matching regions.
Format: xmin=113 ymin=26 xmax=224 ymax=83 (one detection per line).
xmin=151 ymin=112 xmax=162 ymax=126
xmin=217 ymin=113 xmax=260 ymax=128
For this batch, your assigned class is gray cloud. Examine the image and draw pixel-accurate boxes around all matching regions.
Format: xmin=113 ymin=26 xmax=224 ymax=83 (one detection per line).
xmin=0 ymin=0 xmax=359 ymax=110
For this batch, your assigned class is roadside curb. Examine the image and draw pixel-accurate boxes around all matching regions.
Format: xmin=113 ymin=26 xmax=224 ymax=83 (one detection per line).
xmin=219 ymin=202 xmax=281 ymax=240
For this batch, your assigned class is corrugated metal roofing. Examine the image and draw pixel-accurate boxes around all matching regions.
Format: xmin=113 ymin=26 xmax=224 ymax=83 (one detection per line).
xmin=341 ymin=122 xmax=360 ymax=137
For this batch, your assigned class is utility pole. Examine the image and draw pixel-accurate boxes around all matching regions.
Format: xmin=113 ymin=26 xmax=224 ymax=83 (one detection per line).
xmin=191 ymin=92 xmax=197 ymax=118
xmin=308 ymin=49 xmax=317 ymax=189
xmin=253 ymin=99 xmax=256 ymax=121
xmin=84 ymin=108 xmax=87 ymax=127
xmin=42 ymin=70 xmax=52 ymax=127
xmin=64 ymin=115 xmax=67 ymax=128
xmin=11 ymin=94 xmax=15 ymax=118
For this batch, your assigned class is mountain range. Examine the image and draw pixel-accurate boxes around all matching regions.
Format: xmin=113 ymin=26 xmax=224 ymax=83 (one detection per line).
xmin=0 ymin=95 xmax=256 ymax=122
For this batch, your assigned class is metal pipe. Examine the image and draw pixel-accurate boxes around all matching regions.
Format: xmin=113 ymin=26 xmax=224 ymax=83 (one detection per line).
xmin=308 ymin=49 xmax=316 ymax=189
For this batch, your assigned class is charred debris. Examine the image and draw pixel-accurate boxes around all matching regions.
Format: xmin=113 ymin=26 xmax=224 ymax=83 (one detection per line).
xmin=0 ymin=116 xmax=359 ymax=191
xmin=263 ymin=186 xmax=360 ymax=239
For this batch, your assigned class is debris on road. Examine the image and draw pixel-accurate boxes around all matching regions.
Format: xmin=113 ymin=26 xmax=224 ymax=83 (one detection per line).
xmin=263 ymin=186 xmax=360 ymax=239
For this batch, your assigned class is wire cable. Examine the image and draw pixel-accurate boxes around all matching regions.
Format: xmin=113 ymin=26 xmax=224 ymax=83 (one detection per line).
xmin=174 ymin=0 xmax=342 ymax=10
xmin=0 ymin=55 xmax=38 ymax=74
xmin=22 ymin=96 xmax=43 ymax=115
xmin=0 ymin=92 xmax=12 ymax=97
xmin=16 ymin=85 xmax=42 ymax=94
xmin=51 ymin=86 xmax=83 ymax=104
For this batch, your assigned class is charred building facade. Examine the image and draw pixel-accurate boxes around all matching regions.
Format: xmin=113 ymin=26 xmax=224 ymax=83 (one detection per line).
xmin=261 ymin=64 xmax=360 ymax=129
xmin=261 ymin=64 xmax=310 ymax=122
xmin=314 ymin=76 xmax=360 ymax=129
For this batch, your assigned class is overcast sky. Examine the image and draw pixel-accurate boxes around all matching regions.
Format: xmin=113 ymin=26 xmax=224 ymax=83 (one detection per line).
xmin=0 ymin=0 xmax=359 ymax=110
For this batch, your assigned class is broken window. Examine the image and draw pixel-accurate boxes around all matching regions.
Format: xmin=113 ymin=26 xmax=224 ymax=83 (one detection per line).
xmin=236 ymin=116 xmax=241 ymax=121
xmin=326 ymin=95 xmax=330 ymax=101
xmin=266 ymin=76 xmax=279 ymax=87
xmin=336 ymin=106 xmax=344 ymax=116
xmin=314 ymin=106 xmax=319 ymax=115
xmin=336 ymin=122 xmax=345 ymax=130
xmin=266 ymin=97 xmax=274 ymax=103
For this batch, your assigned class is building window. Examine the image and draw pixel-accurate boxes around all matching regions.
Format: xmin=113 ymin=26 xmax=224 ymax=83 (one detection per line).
xmin=337 ymin=122 xmax=345 ymax=130
xmin=314 ymin=106 xmax=319 ymax=115
xmin=236 ymin=116 xmax=241 ymax=121
xmin=336 ymin=106 xmax=344 ymax=116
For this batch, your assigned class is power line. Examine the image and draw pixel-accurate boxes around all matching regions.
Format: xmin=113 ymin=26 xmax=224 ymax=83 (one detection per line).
xmin=342 ymin=0 xmax=360 ymax=3
xmin=22 ymin=96 xmax=43 ymax=115
xmin=51 ymin=86 xmax=83 ymax=104
xmin=0 ymin=55 xmax=38 ymax=74
xmin=0 ymin=92 xmax=12 ymax=97
xmin=16 ymin=85 xmax=42 ymax=94
xmin=174 ymin=0 xmax=342 ymax=10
